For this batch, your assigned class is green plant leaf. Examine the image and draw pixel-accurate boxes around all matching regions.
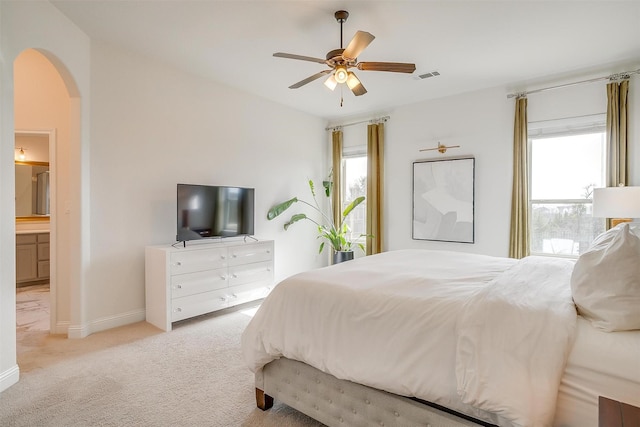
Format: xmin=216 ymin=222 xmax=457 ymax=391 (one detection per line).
xmin=266 ymin=174 xmax=370 ymax=255
xmin=323 ymin=180 xmax=332 ymax=198
xmin=267 ymin=197 xmax=298 ymax=220
xmin=283 ymin=213 xmax=308 ymax=230
xmin=308 ymin=179 xmax=316 ymax=197
xmin=342 ymin=196 xmax=365 ymax=219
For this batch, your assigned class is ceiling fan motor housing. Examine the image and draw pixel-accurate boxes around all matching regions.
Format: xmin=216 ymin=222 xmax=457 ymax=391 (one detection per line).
xmin=335 ymin=10 xmax=349 ymax=23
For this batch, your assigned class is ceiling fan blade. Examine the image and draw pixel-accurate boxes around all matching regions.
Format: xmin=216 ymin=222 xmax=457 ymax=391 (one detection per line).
xmin=273 ymin=52 xmax=327 ymax=64
xmin=342 ymin=31 xmax=375 ymax=60
xmin=357 ymin=62 xmax=416 ymax=73
xmin=289 ymin=70 xmax=332 ymax=89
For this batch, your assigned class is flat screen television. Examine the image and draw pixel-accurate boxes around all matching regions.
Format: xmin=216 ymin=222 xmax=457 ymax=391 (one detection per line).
xmin=176 ymin=184 xmax=255 ymax=242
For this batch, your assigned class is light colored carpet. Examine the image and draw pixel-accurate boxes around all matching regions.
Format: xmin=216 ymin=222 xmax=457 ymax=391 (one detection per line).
xmin=2 ymin=296 xmax=325 ymax=427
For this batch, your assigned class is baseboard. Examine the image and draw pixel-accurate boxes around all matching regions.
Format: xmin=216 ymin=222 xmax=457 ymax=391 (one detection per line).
xmin=54 ymin=309 xmax=146 ymax=339
xmin=52 ymin=320 xmax=70 ymax=336
xmin=85 ymin=308 xmax=146 ymax=336
xmin=0 ymin=364 xmax=20 ymax=393
xmin=66 ymin=322 xmax=89 ymax=339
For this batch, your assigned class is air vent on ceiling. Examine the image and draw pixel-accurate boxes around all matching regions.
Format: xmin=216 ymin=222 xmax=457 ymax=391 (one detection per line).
xmin=418 ymin=71 xmax=440 ymax=79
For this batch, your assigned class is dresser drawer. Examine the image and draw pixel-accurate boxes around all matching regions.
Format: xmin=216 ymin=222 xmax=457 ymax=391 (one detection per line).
xmin=227 ymin=282 xmax=272 ymax=306
xmin=228 ymin=242 xmax=273 ymax=266
xmin=171 ymin=289 xmax=229 ymax=322
xmin=229 ymin=261 xmax=273 ymax=287
xmin=170 ymin=269 xmax=228 ymax=298
xmin=170 ymin=247 xmax=227 ymax=274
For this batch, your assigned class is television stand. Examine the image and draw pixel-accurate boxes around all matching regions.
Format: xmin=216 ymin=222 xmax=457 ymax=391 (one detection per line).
xmin=145 ymin=239 xmax=274 ymax=331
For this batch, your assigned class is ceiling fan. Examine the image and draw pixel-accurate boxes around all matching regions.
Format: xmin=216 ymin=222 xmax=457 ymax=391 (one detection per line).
xmin=274 ymin=10 xmax=416 ymax=97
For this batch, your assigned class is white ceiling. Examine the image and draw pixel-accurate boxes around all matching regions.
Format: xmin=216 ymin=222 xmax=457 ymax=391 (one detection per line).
xmin=51 ymin=1 xmax=640 ymax=121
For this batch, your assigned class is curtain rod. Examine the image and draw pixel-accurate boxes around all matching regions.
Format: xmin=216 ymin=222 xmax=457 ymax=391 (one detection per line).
xmin=325 ymin=115 xmax=390 ymax=131
xmin=506 ymin=68 xmax=640 ymax=99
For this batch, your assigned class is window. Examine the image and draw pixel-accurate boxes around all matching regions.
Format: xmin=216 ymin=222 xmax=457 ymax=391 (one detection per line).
xmin=529 ymin=123 xmax=606 ymax=257
xmin=341 ymin=153 xmax=367 ymax=240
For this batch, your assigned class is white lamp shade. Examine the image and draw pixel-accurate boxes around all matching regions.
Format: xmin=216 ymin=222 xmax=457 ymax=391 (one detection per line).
xmin=323 ymin=75 xmax=337 ymax=91
xmin=346 ymin=72 xmax=361 ymax=90
xmin=593 ymin=186 xmax=640 ymax=218
xmin=334 ymin=66 xmax=348 ymax=83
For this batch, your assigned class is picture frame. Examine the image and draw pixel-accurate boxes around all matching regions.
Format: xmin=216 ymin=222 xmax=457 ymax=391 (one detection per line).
xmin=412 ymin=157 xmax=475 ymax=243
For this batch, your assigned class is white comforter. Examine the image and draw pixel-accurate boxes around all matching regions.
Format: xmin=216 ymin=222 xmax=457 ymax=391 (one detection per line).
xmin=241 ymin=250 xmax=577 ymax=427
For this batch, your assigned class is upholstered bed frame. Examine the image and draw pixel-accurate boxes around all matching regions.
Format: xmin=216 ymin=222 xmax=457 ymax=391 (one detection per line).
xmin=255 ymin=358 xmax=492 ymax=427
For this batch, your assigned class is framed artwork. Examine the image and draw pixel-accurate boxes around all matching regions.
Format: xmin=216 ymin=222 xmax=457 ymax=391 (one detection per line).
xmin=412 ymin=157 xmax=475 ymax=243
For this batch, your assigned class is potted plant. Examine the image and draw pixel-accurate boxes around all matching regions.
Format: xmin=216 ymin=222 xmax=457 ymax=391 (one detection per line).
xmin=267 ymin=177 xmax=367 ymax=264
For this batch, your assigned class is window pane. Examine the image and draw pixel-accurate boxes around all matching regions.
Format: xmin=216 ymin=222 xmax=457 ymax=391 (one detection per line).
xmin=343 ymin=157 xmax=367 ymax=237
xmin=531 ymin=202 xmax=605 ymax=256
xmin=531 ymin=132 xmax=605 ymax=200
xmin=529 ymin=128 xmax=606 ymax=257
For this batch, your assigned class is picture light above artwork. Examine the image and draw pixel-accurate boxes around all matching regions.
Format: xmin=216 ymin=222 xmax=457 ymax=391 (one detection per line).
xmin=419 ymin=143 xmax=461 ymax=154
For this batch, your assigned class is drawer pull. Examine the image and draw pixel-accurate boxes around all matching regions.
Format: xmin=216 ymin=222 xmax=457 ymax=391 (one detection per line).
xmin=232 ymin=252 xmax=259 ymax=258
xmin=174 ymin=307 xmax=182 ymax=312
xmin=220 ymin=275 xmax=226 ymax=280
xmin=174 ymin=284 xmax=182 ymax=289
xmin=232 ymin=274 xmax=238 ymax=278
xmin=232 ymin=293 xmax=238 ymax=298
xmin=220 ymin=297 xmax=227 ymax=302
xmin=174 ymin=261 xmax=182 ymax=266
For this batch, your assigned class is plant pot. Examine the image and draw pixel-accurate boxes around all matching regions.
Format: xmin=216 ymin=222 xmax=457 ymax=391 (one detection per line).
xmin=333 ymin=251 xmax=354 ymax=264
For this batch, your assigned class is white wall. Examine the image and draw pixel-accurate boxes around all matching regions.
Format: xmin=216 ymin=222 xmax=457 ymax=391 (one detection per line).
xmin=87 ymin=41 xmax=326 ymax=326
xmin=383 ymin=70 xmax=640 ymax=257
xmin=385 ymin=87 xmax=513 ymax=256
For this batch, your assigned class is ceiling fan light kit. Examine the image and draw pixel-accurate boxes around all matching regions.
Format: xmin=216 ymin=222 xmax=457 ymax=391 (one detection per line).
xmin=334 ymin=65 xmax=349 ymax=83
xmin=273 ymin=10 xmax=416 ymax=101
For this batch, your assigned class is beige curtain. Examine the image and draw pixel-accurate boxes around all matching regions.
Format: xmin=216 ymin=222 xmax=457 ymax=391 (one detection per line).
xmin=366 ymin=123 xmax=384 ymax=255
xmin=331 ymin=130 xmax=343 ymax=228
xmin=508 ymin=97 xmax=530 ymax=259
xmin=606 ymin=80 xmax=629 ymax=187
xmin=605 ymin=80 xmax=629 ymax=229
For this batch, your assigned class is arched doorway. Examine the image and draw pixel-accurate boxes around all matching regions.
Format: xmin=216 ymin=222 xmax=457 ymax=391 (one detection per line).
xmin=13 ymin=48 xmax=79 ymax=342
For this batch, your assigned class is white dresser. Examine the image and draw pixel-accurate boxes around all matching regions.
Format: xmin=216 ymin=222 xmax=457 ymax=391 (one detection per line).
xmin=145 ymin=239 xmax=274 ymax=331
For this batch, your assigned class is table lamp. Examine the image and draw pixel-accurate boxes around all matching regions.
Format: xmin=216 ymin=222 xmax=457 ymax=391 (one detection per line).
xmin=593 ymin=186 xmax=640 ymax=227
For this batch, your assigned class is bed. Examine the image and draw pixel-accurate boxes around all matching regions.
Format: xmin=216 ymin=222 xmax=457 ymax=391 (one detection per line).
xmin=241 ymin=226 xmax=640 ymax=427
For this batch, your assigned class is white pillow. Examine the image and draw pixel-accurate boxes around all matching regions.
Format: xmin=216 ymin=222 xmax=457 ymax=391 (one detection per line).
xmin=571 ymin=223 xmax=640 ymax=331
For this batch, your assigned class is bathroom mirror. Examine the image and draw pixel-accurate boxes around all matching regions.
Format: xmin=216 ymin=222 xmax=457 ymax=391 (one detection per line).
xmin=15 ymin=161 xmax=50 ymax=221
